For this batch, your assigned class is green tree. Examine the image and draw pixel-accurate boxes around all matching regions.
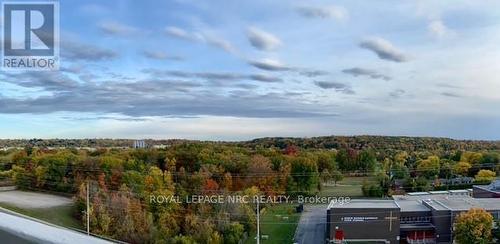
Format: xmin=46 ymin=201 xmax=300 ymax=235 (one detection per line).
xmin=289 ymin=157 xmax=319 ymax=195
xmin=358 ymin=150 xmax=377 ymax=172
xmin=316 ymin=151 xmax=336 ymax=173
xmin=223 ymin=222 xmax=244 ymax=244
xmin=331 ymin=170 xmax=344 ymax=186
xmin=454 ymin=208 xmax=493 ymax=244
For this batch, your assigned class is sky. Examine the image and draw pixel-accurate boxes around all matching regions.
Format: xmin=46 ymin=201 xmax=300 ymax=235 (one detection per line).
xmin=1 ymin=0 xmax=500 ymax=140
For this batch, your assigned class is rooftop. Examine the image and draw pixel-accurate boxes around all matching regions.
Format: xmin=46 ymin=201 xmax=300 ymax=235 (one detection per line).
xmin=395 ymin=199 xmax=431 ymax=212
xmin=329 ymin=199 xmax=399 ymax=209
xmin=432 ymin=198 xmax=500 ymax=211
xmin=473 ymin=180 xmax=500 ymax=193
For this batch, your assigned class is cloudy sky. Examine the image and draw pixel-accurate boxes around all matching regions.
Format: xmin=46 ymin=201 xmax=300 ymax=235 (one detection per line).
xmin=1 ymin=0 xmax=500 ymax=140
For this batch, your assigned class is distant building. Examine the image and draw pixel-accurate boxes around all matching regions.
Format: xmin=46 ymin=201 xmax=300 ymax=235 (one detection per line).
xmin=473 ymin=180 xmax=500 ymax=198
xmin=327 ymin=192 xmax=500 ymax=243
xmin=436 ymin=177 xmax=474 ymax=186
xmin=133 ymin=140 xmax=147 ymax=149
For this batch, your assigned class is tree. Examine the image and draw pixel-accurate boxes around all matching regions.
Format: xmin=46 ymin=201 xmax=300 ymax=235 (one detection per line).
xmin=336 ymin=149 xmax=349 ymax=171
xmin=358 ymin=150 xmax=377 ymax=172
xmin=320 ymin=169 xmax=331 ymax=184
xmin=475 ymin=170 xmax=496 ymax=183
xmin=289 ymin=157 xmax=319 ymax=195
xmin=316 ymin=152 xmax=336 ymax=173
xmin=417 ymin=156 xmax=440 ymax=178
xmin=454 ymin=161 xmax=472 ymax=176
xmin=460 ymin=152 xmax=483 ymax=165
xmin=439 ymin=159 xmax=453 ymax=179
xmin=454 ymin=208 xmax=493 ymax=244
xmin=331 ymin=170 xmax=343 ymax=186
xmin=391 ymin=164 xmax=409 ymax=179
xmin=223 ymin=222 xmax=244 ymax=244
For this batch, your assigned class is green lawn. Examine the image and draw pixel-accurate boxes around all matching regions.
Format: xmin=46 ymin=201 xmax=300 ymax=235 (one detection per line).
xmin=319 ymin=176 xmax=377 ymax=197
xmin=245 ymin=204 xmax=300 ymax=244
xmin=0 ymin=203 xmax=82 ymax=230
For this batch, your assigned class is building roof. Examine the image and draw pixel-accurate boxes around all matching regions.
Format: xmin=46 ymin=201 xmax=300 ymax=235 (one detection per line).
xmin=328 ymin=199 xmax=398 ymax=209
xmin=473 ymin=180 xmax=500 ymax=193
xmin=395 ymin=199 xmax=431 ymax=212
xmin=432 ymin=198 xmax=500 ymax=211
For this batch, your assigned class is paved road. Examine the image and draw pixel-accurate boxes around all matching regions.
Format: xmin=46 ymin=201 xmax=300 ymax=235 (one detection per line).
xmin=294 ymin=205 xmax=327 ymax=244
xmin=0 ymin=190 xmax=72 ymax=208
xmin=0 ymin=229 xmax=35 ymax=244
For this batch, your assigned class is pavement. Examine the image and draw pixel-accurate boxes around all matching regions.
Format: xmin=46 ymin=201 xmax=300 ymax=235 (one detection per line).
xmin=0 ymin=190 xmax=72 ymax=208
xmin=293 ymin=204 xmax=327 ymax=244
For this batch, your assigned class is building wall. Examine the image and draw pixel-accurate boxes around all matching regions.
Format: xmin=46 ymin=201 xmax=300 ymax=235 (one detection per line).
xmin=328 ymin=207 xmax=400 ymax=244
xmin=431 ymin=209 xmax=452 ymax=243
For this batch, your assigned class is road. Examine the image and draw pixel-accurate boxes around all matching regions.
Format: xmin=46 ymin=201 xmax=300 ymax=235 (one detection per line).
xmin=0 ymin=229 xmax=35 ymax=244
xmin=293 ymin=204 xmax=327 ymax=244
xmin=0 ymin=190 xmax=72 ymax=208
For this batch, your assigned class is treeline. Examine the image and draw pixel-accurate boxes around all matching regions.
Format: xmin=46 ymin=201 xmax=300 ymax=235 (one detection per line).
xmin=0 ymin=138 xmax=190 ymax=148
xmin=0 ymin=144 xmax=339 ymax=243
xmin=1 ymin=136 xmax=499 ymax=151
xmin=242 ymin=136 xmax=500 ymax=152
xmin=0 ymin=139 xmax=499 ymax=243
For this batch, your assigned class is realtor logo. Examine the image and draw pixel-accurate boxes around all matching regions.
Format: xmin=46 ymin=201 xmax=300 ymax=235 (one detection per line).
xmin=2 ymin=1 xmax=59 ymax=71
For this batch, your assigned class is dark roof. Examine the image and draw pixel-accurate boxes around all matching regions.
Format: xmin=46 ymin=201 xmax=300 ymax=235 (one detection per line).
xmin=473 ymin=180 xmax=500 ymax=193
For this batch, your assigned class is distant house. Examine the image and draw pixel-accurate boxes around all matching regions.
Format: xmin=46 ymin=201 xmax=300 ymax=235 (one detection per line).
xmin=133 ymin=140 xmax=147 ymax=149
xmin=436 ymin=177 xmax=474 ymax=186
xmin=473 ymin=180 xmax=500 ymax=198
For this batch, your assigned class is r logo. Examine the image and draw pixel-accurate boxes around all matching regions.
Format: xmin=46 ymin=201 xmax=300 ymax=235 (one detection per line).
xmin=2 ymin=2 xmax=59 ymax=70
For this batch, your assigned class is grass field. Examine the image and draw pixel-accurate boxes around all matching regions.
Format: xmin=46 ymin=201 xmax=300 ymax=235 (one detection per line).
xmin=319 ymin=176 xmax=377 ymax=197
xmin=0 ymin=203 xmax=82 ymax=229
xmin=245 ymin=204 xmax=300 ymax=244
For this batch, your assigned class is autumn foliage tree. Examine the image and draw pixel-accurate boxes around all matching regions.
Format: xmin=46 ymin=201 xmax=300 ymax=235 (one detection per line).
xmin=454 ymin=208 xmax=493 ymax=244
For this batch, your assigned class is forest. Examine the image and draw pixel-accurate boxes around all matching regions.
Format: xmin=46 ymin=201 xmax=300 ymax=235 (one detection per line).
xmin=0 ymin=136 xmax=499 ymax=243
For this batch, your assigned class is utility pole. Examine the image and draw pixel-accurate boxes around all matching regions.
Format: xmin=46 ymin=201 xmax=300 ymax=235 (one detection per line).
xmin=87 ymin=181 xmax=90 ymax=235
xmin=256 ymin=197 xmax=260 ymax=244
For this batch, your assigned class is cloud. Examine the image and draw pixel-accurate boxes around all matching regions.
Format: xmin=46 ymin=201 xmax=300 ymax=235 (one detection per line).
xmin=389 ymin=89 xmax=405 ymax=98
xmin=299 ymin=70 xmax=330 ymax=77
xmin=441 ymin=92 xmax=462 ymax=98
xmin=296 ymin=5 xmax=348 ymax=20
xmin=248 ymin=58 xmax=290 ymax=71
xmin=165 ymin=26 xmax=235 ymax=53
xmin=165 ymin=26 xmax=192 ymax=40
xmin=2 ymin=72 xmax=79 ymax=91
xmin=428 ymin=20 xmax=454 ymax=39
xmin=63 ymin=116 xmax=151 ymax=122
xmin=436 ymin=83 xmax=463 ymax=89
xmin=342 ymin=67 xmax=391 ymax=81
xmin=142 ymin=69 xmax=282 ymax=83
xmin=142 ymin=50 xmax=183 ymax=60
xmin=247 ymin=27 xmax=282 ymax=51
xmin=61 ymin=40 xmax=117 ymax=61
xmin=314 ymin=81 xmax=354 ymax=94
xmin=248 ymin=74 xmax=283 ymax=83
xmin=0 ymin=79 xmax=335 ymax=118
xmin=359 ymin=37 xmax=409 ymax=62
xmin=203 ymin=34 xmax=235 ymax=53
xmin=98 ymin=21 xmax=138 ymax=36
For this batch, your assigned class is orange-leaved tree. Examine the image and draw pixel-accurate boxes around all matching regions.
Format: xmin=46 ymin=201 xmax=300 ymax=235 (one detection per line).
xmin=454 ymin=208 xmax=493 ymax=244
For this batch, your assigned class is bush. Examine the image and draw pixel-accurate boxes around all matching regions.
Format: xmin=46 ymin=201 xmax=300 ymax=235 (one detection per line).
xmin=362 ymin=182 xmax=384 ymax=197
xmin=0 ymin=170 xmax=12 ymax=180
